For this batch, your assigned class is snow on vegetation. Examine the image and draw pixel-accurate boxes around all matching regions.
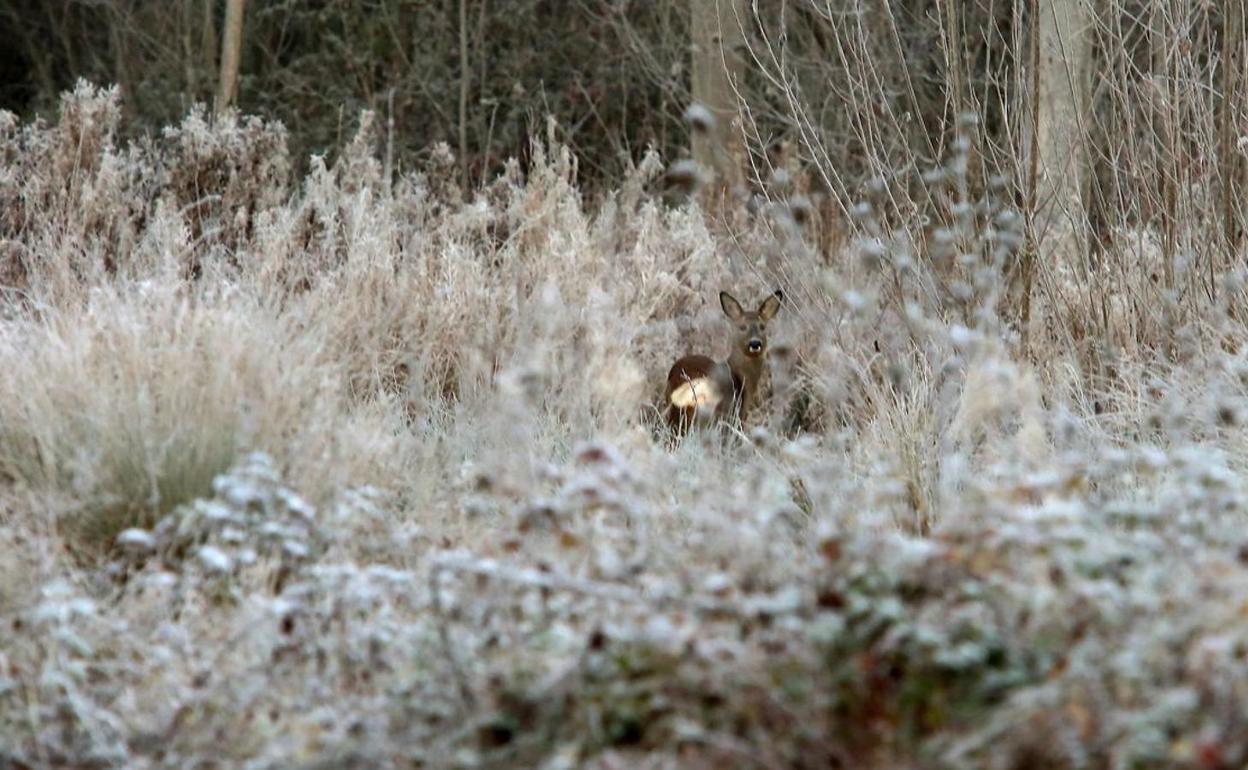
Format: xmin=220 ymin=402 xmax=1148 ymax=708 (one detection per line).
xmin=2 ymin=82 xmax=1248 ymax=769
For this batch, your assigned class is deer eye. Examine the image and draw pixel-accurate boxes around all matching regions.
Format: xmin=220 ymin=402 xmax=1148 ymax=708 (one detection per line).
xmin=739 ymin=325 xmax=747 ymax=332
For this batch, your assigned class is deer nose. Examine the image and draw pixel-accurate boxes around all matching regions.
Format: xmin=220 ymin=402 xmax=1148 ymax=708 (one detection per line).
xmin=747 ymin=339 xmax=763 ymax=354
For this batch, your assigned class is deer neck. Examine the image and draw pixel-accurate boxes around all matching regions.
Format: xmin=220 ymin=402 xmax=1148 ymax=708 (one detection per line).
xmin=727 ymin=348 xmax=766 ymax=412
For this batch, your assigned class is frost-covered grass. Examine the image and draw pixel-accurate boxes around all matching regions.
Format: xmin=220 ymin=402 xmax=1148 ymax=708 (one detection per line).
xmin=3 ymin=83 xmax=1248 ymax=769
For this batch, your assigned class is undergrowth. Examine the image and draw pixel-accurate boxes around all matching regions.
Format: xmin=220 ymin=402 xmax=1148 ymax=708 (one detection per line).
xmin=2 ymin=83 xmax=1248 ymax=769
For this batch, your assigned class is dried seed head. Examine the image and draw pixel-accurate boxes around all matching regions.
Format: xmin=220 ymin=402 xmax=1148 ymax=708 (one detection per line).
xmin=859 ymin=238 xmax=887 ymax=271
xmin=197 ymin=545 xmax=233 ymax=573
xmin=840 ymin=289 xmax=867 ymax=312
xmin=116 ymin=528 xmax=156 ymax=553
xmin=666 ymin=159 xmax=709 ymax=195
xmin=684 ymin=103 xmax=715 ymax=134
xmin=769 ymin=167 xmax=793 ymax=192
xmin=994 ymin=209 xmax=1022 ymax=229
xmin=788 ymin=194 xmax=813 ymax=225
xmin=948 ymin=324 xmax=974 ymax=350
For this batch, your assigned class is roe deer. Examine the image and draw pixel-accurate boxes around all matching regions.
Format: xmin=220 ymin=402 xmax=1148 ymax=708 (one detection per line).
xmin=665 ymin=289 xmax=783 ymax=433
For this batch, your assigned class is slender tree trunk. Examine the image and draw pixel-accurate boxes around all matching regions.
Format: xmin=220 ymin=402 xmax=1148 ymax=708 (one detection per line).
xmin=1020 ymin=0 xmax=1092 ymax=349
xmin=182 ymin=0 xmax=196 ymax=97
xmin=385 ymin=87 xmax=396 ymax=193
xmin=215 ymin=0 xmax=245 ymax=115
xmin=458 ymin=0 xmax=471 ymax=195
xmin=690 ymin=0 xmax=746 ymax=191
xmin=1019 ymin=0 xmax=1041 ymax=347
xmin=108 ymin=7 xmax=132 ymax=116
xmin=201 ymin=0 xmax=218 ymax=101
xmin=940 ymin=0 xmax=967 ymax=122
xmin=1029 ymin=0 xmax=1093 ymax=277
xmin=1151 ymin=2 xmax=1178 ymax=290
xmin=1220 ymin=0 xmax=1245 ymax=269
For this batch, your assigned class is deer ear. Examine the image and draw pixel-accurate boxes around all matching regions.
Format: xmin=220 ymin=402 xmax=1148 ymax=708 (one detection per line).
xmin=720 ymin=291 xmax=745 ymax=321
xmin=759 ymin=289 xmax=783 ymax=321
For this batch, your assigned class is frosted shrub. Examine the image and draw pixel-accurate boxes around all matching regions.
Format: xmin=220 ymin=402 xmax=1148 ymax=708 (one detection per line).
xmin=160 ymin=105 xmax=291 ymax=262
xmin=115 ymin=453 xmax=322 ymax=597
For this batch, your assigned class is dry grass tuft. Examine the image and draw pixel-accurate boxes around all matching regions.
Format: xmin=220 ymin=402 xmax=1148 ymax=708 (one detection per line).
xmin=0 ymin=283 xmax=338 ymax=553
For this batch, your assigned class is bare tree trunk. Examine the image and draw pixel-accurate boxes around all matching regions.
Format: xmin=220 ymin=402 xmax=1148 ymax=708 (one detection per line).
xmin=940 ymin=0 xmax=967 ymax=122
xmin=385 ymin=87 xmax=396 ymax=193
xmin=1022 ymin=0 xmax=1092 ymax=340
xmin=1220 ymin=0 xmax=1245 ymax=269
xmin=690 ymin=0 xmax=746 ymax=191
xmin=201 ymin=0 xmax=218 ymax=101
xmin=458 ymin=0 xmax=471 ymax=195
xmin=215 ymin=0 xmax=245 ymax=115
xmin=1150 ymin=2 xmax=1178 ymax=290
xmin=108 ymin=7 xmax=132 ymax=115
xmin=182 ymin=0 xmax=196 ymax=97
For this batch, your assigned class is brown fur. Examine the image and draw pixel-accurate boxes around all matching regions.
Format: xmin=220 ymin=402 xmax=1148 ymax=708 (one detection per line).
xmin=664 ymin=289 xmax=783 ymax=434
